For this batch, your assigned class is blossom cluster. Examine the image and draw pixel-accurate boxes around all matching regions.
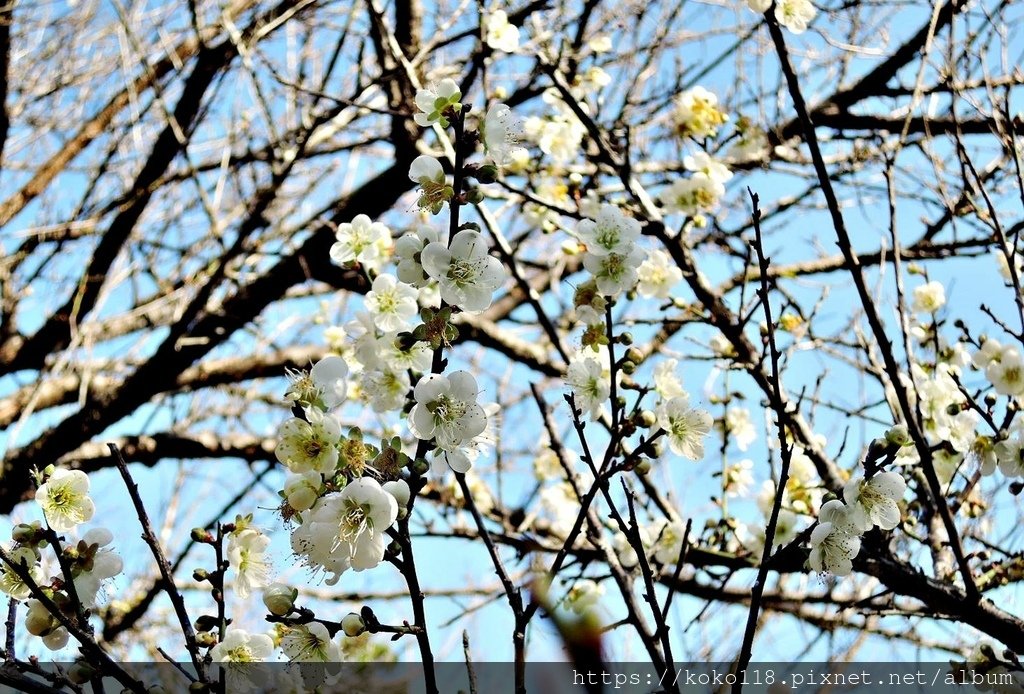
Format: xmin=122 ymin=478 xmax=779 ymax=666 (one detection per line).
xmin=0 ymin=467 xmax=122 ymax=651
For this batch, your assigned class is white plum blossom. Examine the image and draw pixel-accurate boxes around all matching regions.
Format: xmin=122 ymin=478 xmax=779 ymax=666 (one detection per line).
xmin=410 ymin=371 xmax=487 ymax=451
xmin=299 ymin=478 xmax=399 ymax=577
xmin=986 ymin=346 xmax=1024 ymax=396
xmin=673 ymin=86 xmax=728 ymax=139
xmin=365 ymin=274 xmax=419 ymax=333
xmin=275 ymin=410 xmax=341 ymax=474
xmin=329 ymin=215 xmax=390 ymax=272
xmin=723 ymin=459 xmax=755 ymax=497
xmin=611 ymin=527 xmax=653 ymax=569
xmin=310 ymin=355 xmax=349 ymax=409
xmin=211 ymin=630 xmax=275 ymax=692
xmin=360 ymin=366 xmax=411 ymax=413
xmin=565 ymin=579 xmax=604 ymax=615
xmin=651 ymin=519 xmax=688 ymax=564
xmin=565 ymin=357 xmax=611 ymax=421
xmin=36 ymin=468 xmax=95 ymax=532
xmin=408 ymin=155 xmax=452 ymax=214
xmin=227 ymin=528 xmax=272 ymax=599
xmin=383 ymin=479 xmax=411 ymax=508
xmin=637 ymin=249 xmax=683 ymax=299
xmin=540 ymin=482 xmax=582 ymax=537
xmin=972 ymin=338 xmax=1003 ymax=370
xmin=683 ymin=151 xmax=733 ymax=184
xmin=485 ymin=10 xmax=519 ymax=52
xmin=912 ymin=281 xmax=946 ymax=314
xmin=818 ymin=499 xmax=865 ymax=536
xmin=483 ymin=103 xmax=527 ymax=167
xmin=73 ymin=528 xmax=123 ymax=608
xmin=775 ymin=0 xmax=816 ymax=33
xmin=575 ymin=204 xmax=642 ymax=256
xmin=737 ymin=510 xmax=799 ymax=555
xmin=396 ymin=225 xmax=446 ymax=286
xmin=421 ymin=229 xmax=505 ymax=311
xmin=808 ymin=521 xmax=860 ymax=576
xmin=844 ymin=472 xmax=906 ymax=531
xmin=656 ymin=396 xmax=713 ymax=460
xmin=653 ymin=359 xmax=685 ymax=399
xmin=381 ymin=337 xmax=433 ymax=373
xmin=284 ymin=471 xmax=321 ymax=512
xmin=281 ymin=622 xmax=342 ymax=662
xmin=582 ymin=246 xmax=645 ymax=296
xmin=724 ymin=407 xmax=756 ymax=451
xmin=659 ymin=173 xmax=725 ymax=216
xmin=524 ymin=90 xmax=586 ymax=163
xmin=414 ymin=78 xmax=462 ymax=128
xmin=0 ymin=547 xmax=43 ymax=600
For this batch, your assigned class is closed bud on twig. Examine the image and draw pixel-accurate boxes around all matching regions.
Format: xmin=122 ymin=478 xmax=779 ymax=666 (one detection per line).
xmin=624 ymin=347 xmax=643 ymax=364
xmin=386 ymin=540 xmax=402 ymax=557
xmin=884 ymin=424 xmax=911 ymax=447
xmin=190 ymin=528 xmax=214 ymax=544
xmin=464 ymin=187 xmax=484 ymax=204
xmin=410 ymin=458 xmax=430 ymax=476
xmin=194 ymin=615 xmax=220 ymax=632
xmin=341 ymin=612 xmax=367 ymax=637
xmin=618 ymin=332 xmax=633 ymax=346
xmin=195 ymin=631 xmax=218 ymax=648
xmin=619 ymin=360 xmax=636 ymax=375
xmin=192 ymin=569 xmax=209 ymax=582
xmin=634 ymin=459 xmax=652 ymax=475
xmin=637 ymin=410 xmax=657 ymax=428
xmin=262 ymin=582 xmax=297 ymax=617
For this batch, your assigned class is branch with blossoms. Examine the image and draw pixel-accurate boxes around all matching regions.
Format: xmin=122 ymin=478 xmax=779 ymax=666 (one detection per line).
xmin=6 ymin=0 xmax=1024 ymax=689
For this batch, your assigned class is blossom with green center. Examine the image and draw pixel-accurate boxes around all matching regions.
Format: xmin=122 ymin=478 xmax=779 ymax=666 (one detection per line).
xmin=656 ymin=396 xmax=713 ymax=461
xmin=413 ymin=79 xmax=462 ymax=128
xmin=35 ymin=468 xmax=95 ymax=532
xmin=281 ymin=622 xmax=341 ymax=662
xmin=275 ymin=410 xmax=341 ymax=474
xmin=408 ymin=156 xmax=454 ymax=214
xmin=576 ymin=203 xmax=641 ymax=256
xmin=808 ymin=521 xmax=860 ymax=576
xmin=565 ymin=356 xmax=611 ymax=421
xmin=227 ymin=528 xmax=271 ymax=599
xmin=421 ymin=230 xmax=505 ymax=312
xmin=0 ymin=547 xmax=44 ymax=600
xmin=844 ymin=472 xmax=906 ymax=531
xmin=365 ymin=274 xmax=418 ymax=333
xmin=410 ymin=371 xmax=487 ymax=451
xmin=582 ymin=246 xmax=645 ymax=296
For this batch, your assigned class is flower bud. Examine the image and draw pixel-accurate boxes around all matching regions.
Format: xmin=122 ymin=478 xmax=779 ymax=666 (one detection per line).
xmin=624 ymin=347 xmax=643 ymax=364
xmin=884 ymin=424 xmax=911 ymax=447
xmin=190 ymin=528 xmax=214 ymax=544
xmin=262 ymin=583 xmax=297 ymax=617
xmin=25 ymin=605 xmax=55 ymax=636
xmin=12 ymin=523 xmax=38 ymax=544
xmin=634 ymin=459 xmax=652 ymax=475
xmin=195 ymin=631 xmax=218 ymax=648
xmin=475 ymin=165 xmax=498 ymax=184
xmin=618 ymin=332 xmax=634 ymax=346
xmin=637 ymin=410 xmax=657 ymax=428
xmin=341 ymin=612 xmax=366 ymax=637
xmin=41 ymin=627 xmax=68 ymax=650
xmin=411 ymin=459 xmax=430 ymax=476
xmin=619 ymin=360 xmax=636 ymax=375
xmin=192 ymin=569 xmax=209 ymax=583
